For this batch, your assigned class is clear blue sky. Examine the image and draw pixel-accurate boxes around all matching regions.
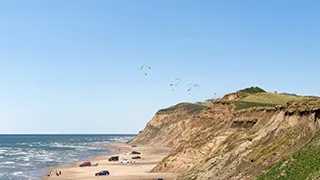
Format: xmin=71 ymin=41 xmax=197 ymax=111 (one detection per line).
xmin=1 ymin=0 xmax=320 ymax=134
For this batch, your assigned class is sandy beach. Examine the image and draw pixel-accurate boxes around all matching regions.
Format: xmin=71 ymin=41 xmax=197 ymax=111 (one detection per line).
xmin=42 ymin=143 xmax=177 ymax=180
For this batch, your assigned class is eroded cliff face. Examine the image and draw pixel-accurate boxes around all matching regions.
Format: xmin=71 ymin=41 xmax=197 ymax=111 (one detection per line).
xmin=132 ymin=99 xmax=320 ymax=180
xmin=132 ymin=103 xmax=209 ymax=147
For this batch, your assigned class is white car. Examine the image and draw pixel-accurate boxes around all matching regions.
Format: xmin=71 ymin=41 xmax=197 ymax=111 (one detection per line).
xmin=124 ymin=152 xmax=132 ymax=155
xmin=120 ymin=158 xmax=129 ymax=163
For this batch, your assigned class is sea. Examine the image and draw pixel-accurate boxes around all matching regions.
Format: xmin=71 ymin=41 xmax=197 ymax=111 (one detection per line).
xmin=0 ymin=134 xmax=136 ymax=180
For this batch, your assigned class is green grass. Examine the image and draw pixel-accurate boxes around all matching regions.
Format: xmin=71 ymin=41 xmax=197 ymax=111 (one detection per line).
xmin=238 ymin=86 xmax=266 ymax=94
xmin=240 ymin=93 xmax=304 ymax=105
xmin=157 ymin=103 xmax=207 ymax=114
xmin=233 ymin=101 xmax=278 ymax=111
xmin=232 ymin=92 xmax=312 ymax=111
xmin=257 ymin=130 xmax=320 ymax=180
xmin=307 ymin=171 xmax=320 ymax=180
xmin=157 ymin=106 xmax=179 ymax=114
xmin=183 ymin=103 xmax=207 ymax=113
xmin=236 ymin=86 xmax=266 ymax=98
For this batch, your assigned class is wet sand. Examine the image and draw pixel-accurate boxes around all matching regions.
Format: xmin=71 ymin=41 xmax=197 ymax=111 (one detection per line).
xmin=42 ymin=143 xmax=177 ymax=180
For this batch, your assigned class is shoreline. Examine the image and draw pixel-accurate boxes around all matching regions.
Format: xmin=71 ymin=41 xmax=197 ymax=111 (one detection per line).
xmin=42 ymin=142 xmax=177 ymax=180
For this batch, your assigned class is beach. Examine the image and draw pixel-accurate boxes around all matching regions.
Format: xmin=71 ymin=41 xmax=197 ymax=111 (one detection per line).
xmin=42 ymin=143 xmax=177 ymax=180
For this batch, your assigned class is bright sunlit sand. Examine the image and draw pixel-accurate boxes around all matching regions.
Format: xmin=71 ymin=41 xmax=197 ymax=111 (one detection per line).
xmin=42 ymin=143 xmax=177 ymax=180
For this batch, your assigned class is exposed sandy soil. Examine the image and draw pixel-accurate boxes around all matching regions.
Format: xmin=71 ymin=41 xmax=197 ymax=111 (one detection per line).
xmin=42 ymin=143 xmax=177 ymax=180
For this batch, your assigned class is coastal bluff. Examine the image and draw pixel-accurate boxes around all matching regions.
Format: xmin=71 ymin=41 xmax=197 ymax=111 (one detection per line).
xmin=131 ymin=87 xmax=320 ymax=180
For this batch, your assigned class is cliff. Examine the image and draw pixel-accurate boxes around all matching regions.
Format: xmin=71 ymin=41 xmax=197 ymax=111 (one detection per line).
xmin=131 ymin=87 xmax=320 ymax=180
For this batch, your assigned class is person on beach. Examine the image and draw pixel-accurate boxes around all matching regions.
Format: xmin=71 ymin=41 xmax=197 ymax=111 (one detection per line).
xmin=56 ymin=171 xmax=59 ymax=176
xmin=59 ymin=170 xmax=61 ymax=176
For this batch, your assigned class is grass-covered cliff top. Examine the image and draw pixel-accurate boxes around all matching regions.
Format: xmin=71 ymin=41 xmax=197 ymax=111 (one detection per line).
xmin=156 ymin=103 xmax=207 ymax=114
xmin=157 ymin=87 xmax=320 ymax=114
xmin=232 ymin=87 xmax=319 ymax=111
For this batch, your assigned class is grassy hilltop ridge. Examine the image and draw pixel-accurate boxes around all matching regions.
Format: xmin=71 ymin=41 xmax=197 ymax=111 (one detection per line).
xmin=230 ymin=87 xmax=318 ymax=111
xmin=157 ymin=87 xmax=319 ymax=113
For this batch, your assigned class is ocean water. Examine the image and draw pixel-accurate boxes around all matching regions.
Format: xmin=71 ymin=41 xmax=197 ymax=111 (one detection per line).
xmin=0 ymin=134 xmax=136 ymax=180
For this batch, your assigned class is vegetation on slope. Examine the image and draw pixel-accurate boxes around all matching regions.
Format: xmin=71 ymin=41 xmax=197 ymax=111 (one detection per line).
xmin=233 ymin=101 xmax=278 ymax=111
xmin=257 ymin=130 xmax=320 ymax=180
xmin=232 ymin=87 xmax=315 ymax=111
xmin=157 ymin=103 xmax=207 ymax=114
xmin=238 ymin=86 xmax=266 ymax=94
xmin=236 ymin=86 xmax=266 ymax=98
xmin=241 ymin=93 xmax=307 ymax=105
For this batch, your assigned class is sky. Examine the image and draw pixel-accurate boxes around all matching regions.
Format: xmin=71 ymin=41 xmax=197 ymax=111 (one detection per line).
xmin=1 ymin=0 xmax=320 ymax=134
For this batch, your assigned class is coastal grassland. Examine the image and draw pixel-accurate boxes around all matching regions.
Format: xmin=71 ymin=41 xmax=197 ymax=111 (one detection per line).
xmin=257 ymin=130 xmax=320 ymax=180
xmin=236 ymin=86 xmax=266 ymax=98
xmin=240 ymin=92 xmax=305 ymax=105
xmin=233 ymin=101 xmax=278 ymax=111
xmin=238 ymin=87 xmax=266 ymax=94
xmin=233 ymin=92 xmax=314 ymax=111
xmin=157 ymin=103 xmax=207 ymax=114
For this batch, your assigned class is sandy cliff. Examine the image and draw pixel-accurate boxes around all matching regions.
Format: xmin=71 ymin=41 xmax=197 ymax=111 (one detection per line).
xmin=132 ymin=88 xmax=320 ymax=180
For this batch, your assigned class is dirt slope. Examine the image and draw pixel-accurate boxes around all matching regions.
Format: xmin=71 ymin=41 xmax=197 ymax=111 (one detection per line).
xmin=131 ymin=88 xmax=320 ymax=180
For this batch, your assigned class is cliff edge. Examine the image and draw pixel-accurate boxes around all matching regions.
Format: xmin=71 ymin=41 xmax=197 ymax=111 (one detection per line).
xmin=131 ymin=87 xmax=320 ymax=180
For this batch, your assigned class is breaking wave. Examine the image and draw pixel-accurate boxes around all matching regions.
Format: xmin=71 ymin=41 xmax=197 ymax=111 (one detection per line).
xmin=0 ymin=134 xmax=136 ymax=180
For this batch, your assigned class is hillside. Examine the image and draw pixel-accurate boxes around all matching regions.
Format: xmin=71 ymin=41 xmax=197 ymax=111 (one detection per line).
xmin=131 ymin=87 xmax=320 ymax=180
xmin=257 ymin=130 xmax=320 ymax=180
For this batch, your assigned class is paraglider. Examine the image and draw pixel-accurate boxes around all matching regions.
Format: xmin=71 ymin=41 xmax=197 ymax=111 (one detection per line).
xmin=174 ymin=78 xmax=182 ymax=84
xmin=194 ymin=84 xmax=200 ymax=90
xmin=140 ymin=65 xmax=151 ymax=76
xmin=170 ymin=84 xmax=177 ymax=91
xmin=187 ymin=88 xmax=192 ymax=94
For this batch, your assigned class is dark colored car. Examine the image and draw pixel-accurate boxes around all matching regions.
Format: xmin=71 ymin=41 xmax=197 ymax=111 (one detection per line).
xmin=95 ymin=170 xmax=110 ymax=176
xmin=131 ymin=151 xmax=141 ymax=155
xmin=132 ymin=156 xmax=141 ymax=159
xmin=79 ymin=161 xmax=91 ymax=167
xmin=108 ymin=156 xmax=119 ymax=161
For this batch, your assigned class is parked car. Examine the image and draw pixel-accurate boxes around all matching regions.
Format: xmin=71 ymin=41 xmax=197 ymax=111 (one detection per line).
xmin=132 ymin=156 xmax=141 ymax=159
xmin=79 ymin=161 xmax=91 ymax=167
xmin=131 ymin=151 xmax=141 ymax=155
xmin=124 ymin=152 xmax=132 ymax=155
xmin=95 ymin=170 xmax=110 ymax=176
xmin=108 ymin=156 xmax=119 ymax=161
xmin=120 ymin=158 xmax=129 ymax=163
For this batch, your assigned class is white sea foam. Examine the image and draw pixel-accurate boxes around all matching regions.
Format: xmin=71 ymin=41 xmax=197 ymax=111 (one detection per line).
xmin=0 ymin=161 xmax=15 ymax=165
xmin=108 ymin=136 xmax=135 ymax=143
xmin=0 ymin=165 xmax=16 ymax=168
xmin=0 ymin=135 xmax=134 ymax=180
xmin=49 ymin=143 xmax=89 ymax=150
xmin=0 ymin=149 xmax=8 ymax=154
xmin=12 ymin=171 xmax=23 ymax=175
xmin=17 ymin=143 xmax=27 ymax=145
xmin=5 ymin=151 xmax=28 ymax=156
xmin=18 ymin=162 xmax=32 ymax=167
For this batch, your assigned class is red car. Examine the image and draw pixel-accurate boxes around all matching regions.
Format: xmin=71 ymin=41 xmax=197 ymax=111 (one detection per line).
xmin=79 ymin=161 xmax=91 ymax=167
